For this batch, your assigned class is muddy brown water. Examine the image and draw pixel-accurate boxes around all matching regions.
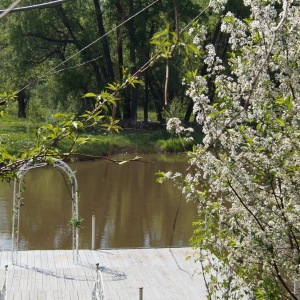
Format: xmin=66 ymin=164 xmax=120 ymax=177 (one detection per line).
xmin=0 ymin=154 xmax=198 ymax=251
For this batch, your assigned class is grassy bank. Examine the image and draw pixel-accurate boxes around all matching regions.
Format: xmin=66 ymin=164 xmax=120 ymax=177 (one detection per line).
xmin=0 ymin=114 xmax=202 ymax=157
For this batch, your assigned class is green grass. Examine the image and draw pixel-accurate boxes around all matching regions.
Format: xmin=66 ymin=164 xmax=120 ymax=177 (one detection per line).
xmin=0 ymin=115 xmax=38 ymax=154
xmin=0 ymin=114 xmax=203 ymax=157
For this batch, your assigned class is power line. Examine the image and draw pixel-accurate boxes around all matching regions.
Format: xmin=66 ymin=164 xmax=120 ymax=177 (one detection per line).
xmin=53 ymin=55 xmax=102 ymax=74
xmin=18 ymin=0 xmax=159 ymax=92
xmin=0 ymin=0 xmax=23 ymax=19
xmin=16 ymin=0 xmax=208 ymax=96
xmin=0 ymin=0 xmax=74 ymax=14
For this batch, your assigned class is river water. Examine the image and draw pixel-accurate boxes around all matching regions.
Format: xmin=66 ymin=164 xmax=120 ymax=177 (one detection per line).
xmin=0 ymin=154 xmax=198 ymax=251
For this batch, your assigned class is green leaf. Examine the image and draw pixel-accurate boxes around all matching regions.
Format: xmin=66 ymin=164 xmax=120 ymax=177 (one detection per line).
xmin=187 ymin=43 xmax=200 ymax=56
xmin=106 ymin=83 xmax=118 ymax=91
xmin=276 ymin=118 xmax=285 ymax=127
xmin=82 ymin=93 xmax=97 ymax=98
xmin=246 ymin=137 xmax=253 ymax=145
xmin=286 ymin=95 xmax=293 ymax=110
xmin=223 ymin=15 xmax=235 ymax=24
xmin=275 ymin=97 xmax=284 ymax=105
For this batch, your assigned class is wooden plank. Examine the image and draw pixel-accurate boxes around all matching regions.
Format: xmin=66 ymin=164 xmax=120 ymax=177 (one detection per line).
xmin=80 ymin=250 xmax=95 ymax=268
xmin=83 ymin=267 xmax=95 ymax=290
xmin=46 ymin=250 xmax=55 ymax=269
xmin=60 ymin=289 xmax=71 ymax=300
xmin=80 ymin=271 xmax=93 ymax=291
xmin=21 ymin=290 xmax=30 ymax=300
xmin=40 ymin=250 xmax=49 ymax=271
xmin=12 ymin=290 xmax=22 ymax=300
xmin=36 ymin=290 xmax=47 ymax=299
xmin=10 ymin=269 xmax=20 ymax=291
xmin=28 ymin=290 xmax=38 ymax=300
xmin=33 ymin=270 xmax=43 ymax=291
xmin=77 ymin=289 xmax=89 ymax=300
xmin=58 ymin=250 xmax=70 ymax=269
xmin=138 ymin=266 xmax=166 ymax=299
xmin=18 ymin=269 xmax=28 ymax=291
xmin=77 ymin=249 xmax=88 ymax=267
xmin=104 ymin=286 xmax=120 ymax=300
xmin=26 ymin=251 xmax=35 ymax=268
xmin=45 ymin=290 xmax=54 ymax=300
xmin=26 ymin=268 xmax=36 ymax=292
xmin=34 ymin=250 xmax=42 ymax=268
xmin=69 ymin=289 xmax=80 ymax=300
xmin=16 ymin=250 xmax=27 ymax=267
xmin=62 ymin=268 xmax=74 ymax=292
xmin=96 ymin=249 xmax=117 ymax=267
xmin=6 ymin=291 xmax=13 ymax=300
xmin=52 ymin=290 xmax=62 ymax=299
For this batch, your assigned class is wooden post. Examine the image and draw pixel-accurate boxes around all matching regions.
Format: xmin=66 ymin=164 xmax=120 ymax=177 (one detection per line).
xmin=92 ymin=215 xmax=95 ymax=250
xmin=139 ymin=287 xmax=143 ymax=300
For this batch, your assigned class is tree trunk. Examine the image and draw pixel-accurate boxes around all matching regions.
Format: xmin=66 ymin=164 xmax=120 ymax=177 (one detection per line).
xmin=149 ymin=80 xmax=165 ymax=124
xmin=128 ymin=0 xmax=138 ymax=125
xmin=144 ymin=69 xmax=149 ymax=123
xmin=58 ymin=5 xmax=103 ymax=87
xmin=184 ymin=99 xmax=193 ymax=123
xmin=114 ymin=1 xmax=126 ymax=120
xmin=17 ymin=90 xmax=28 ymax=118
xmin=93 ymin=0 xmax=114 ymax=82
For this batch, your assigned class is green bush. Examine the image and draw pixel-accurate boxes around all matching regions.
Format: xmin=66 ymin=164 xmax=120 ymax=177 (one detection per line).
xmin=156 ymin=137 xmax=194 ymax=153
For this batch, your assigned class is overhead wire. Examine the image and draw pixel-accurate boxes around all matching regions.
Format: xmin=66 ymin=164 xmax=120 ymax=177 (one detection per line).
xmin=0 ymin=0 xmax=74 ymax=14
xmin=17 ymin=0 xmax=160 ymax=93
xmin=180 ymin=5 xmax=210 ymax=34
xmin=15 ymin=0 xmax=210 ymax=95
xmin=52 ymin=55 xmax=102 ymax=74
xmin=0 ymin=0 xmax=23 ymax=19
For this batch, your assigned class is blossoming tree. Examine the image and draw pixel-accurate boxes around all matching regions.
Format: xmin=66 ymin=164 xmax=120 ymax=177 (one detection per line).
xmin=159 ymin=0 xmax=300 ymax=298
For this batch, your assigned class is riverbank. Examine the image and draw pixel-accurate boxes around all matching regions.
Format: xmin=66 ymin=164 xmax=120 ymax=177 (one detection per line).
xmin=0 ymin=115 xmax=202 ymax=157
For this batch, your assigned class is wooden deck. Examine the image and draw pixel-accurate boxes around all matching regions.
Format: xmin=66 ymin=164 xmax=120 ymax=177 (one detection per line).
xmin=0 ymin=248 xmax=207 ymax=299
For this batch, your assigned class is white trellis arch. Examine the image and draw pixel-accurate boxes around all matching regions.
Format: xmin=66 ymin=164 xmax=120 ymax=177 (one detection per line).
xmin=12 ymin=158 xmax=79 ymax=264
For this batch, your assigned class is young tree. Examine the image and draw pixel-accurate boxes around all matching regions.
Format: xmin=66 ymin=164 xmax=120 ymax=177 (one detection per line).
xmin=159 ymin=0 xmax=300 ymax=298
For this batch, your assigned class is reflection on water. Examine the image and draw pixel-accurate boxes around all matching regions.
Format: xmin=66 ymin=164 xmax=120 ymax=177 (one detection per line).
xmin=0 ymin=154 xmax=198 ymax=250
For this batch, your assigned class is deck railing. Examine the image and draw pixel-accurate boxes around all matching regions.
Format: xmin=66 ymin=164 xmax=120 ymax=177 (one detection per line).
xmin=92 ymin=263 xmax=105 ymax=300
xmin=0 ymin=265 xmax=8 ymax=300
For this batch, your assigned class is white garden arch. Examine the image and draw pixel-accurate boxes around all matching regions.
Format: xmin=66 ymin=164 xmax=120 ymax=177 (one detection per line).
xmin=11 ymin=158 xmax=79 ymax=264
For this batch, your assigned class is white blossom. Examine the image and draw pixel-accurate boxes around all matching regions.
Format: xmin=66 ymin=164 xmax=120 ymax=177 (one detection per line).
xmin=165 ymin=0 xmax=300 ymax=298
xmin=209 ymin=0 xmax=228 ymax=13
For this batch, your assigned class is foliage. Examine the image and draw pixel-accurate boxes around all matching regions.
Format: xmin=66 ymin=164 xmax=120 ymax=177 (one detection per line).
xmin=3 ymin=2 xmax=300 ymax=298
xmin=158 ymin=0 xmax=300 ymax=299
xmin=69 ymin=216 xmax=83 ymax=229
xmin=156 ymin=137 xmax=193 ymax=153
xmin=0 ymin=113 xmax=195 ymax=157
xmin=0 ymin=77 xmax=127 ymax=181
xmin=0 ymin=0 xmax=207 ymax=123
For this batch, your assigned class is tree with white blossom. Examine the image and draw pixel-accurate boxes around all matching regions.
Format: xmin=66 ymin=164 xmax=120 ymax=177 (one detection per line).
xmin=158 ymin=0 xmax=300 ymax=298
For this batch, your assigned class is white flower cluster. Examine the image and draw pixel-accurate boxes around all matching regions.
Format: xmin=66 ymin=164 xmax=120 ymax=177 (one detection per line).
xmin=209 ymin=0 xmax=228 ymax=13
xmin=189 ymin=25 xmax=207 ymax=51
xmin=206 ymin=49 xmax=224 ymax=75
xmin=165 ymin=0 xmax=300 ymax=298
xmin=166 ymin=117 xmax=194 ymax=141
xmin=221 ymin=12 xmax=248 ymax=50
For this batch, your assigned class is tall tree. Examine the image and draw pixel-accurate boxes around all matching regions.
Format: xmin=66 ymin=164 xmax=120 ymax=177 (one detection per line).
xmin=161 ymin=0 xmax=300 ymax=298
xmin=0 ymin=0 xmax=202 ymax=123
